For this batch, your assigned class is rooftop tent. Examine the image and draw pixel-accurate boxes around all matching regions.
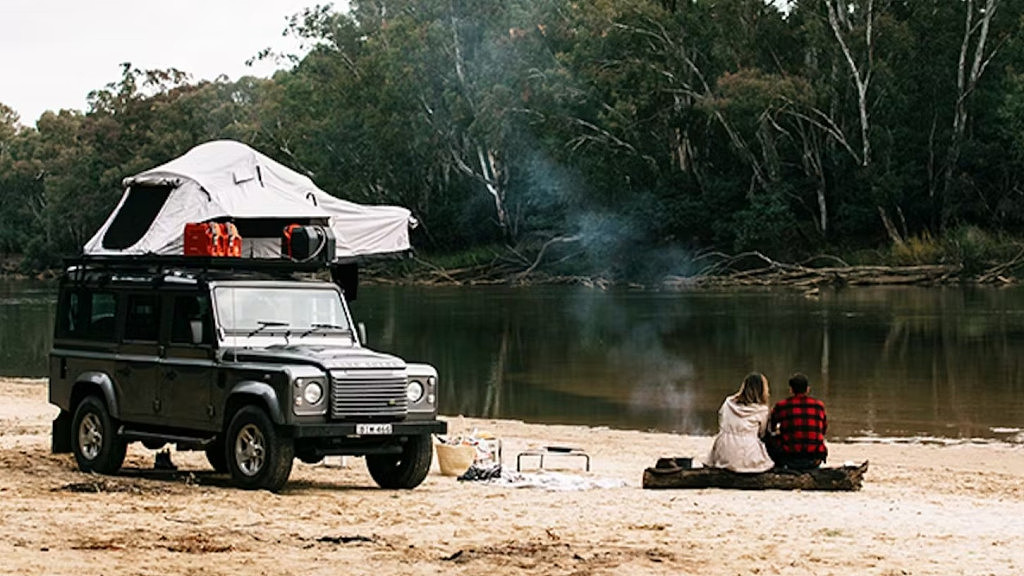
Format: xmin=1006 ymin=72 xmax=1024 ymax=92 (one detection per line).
xmin=83 ymin=140 xmax=412 ymax=259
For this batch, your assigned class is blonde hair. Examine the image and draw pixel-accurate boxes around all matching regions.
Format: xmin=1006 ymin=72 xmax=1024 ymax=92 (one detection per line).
xmin=733 ymin=372 xmax=769 ymax=405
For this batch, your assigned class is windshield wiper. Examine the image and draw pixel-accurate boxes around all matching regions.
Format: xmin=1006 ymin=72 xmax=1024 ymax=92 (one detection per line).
xmin=299 ymin=323 xmax=346 ymax=338
xmin=247 ymin=320 xmax=289 ymax=337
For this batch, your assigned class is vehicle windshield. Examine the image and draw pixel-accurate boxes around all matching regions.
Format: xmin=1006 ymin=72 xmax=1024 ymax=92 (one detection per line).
xmin=213 ymin=286 xmax=350 ymax=335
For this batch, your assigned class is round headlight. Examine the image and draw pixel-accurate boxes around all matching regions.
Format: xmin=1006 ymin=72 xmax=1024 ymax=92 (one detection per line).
xmin=407 ymin=380 xmax=424 ymax=403
xmin=303 ymin=381 xmax=324 ymax=404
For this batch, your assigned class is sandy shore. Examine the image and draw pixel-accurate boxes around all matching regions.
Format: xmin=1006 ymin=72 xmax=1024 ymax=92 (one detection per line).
xmin=0 ymin=377 xmax=1022 ymax=575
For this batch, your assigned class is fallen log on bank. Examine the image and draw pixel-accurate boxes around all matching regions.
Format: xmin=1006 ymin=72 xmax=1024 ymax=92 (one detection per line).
xmin=384 ymin=246 xmax=1021 ymax=288
xmin=642 ymin=459 xmax=868 ymax=491
xmin=663 ymin=251 xmax=965 ymax=289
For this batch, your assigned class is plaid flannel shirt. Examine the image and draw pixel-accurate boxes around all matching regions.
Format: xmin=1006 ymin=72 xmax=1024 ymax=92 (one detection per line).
xmin=770 ymin=393 xmax=828 ymax=458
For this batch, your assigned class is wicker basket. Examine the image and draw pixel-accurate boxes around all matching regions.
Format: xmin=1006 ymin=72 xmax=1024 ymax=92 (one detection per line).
xmin=435 ymin=443 xmax=476 ymax=476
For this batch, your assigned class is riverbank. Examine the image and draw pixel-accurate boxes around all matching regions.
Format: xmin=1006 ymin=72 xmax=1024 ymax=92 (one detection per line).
xmin=1 ymin=377 xmax=1022 ymax=575
xmin=373 ymin=245 xmax=1024 ymax=289
xmin=6 ymin=243 xmax=1023 ymax=288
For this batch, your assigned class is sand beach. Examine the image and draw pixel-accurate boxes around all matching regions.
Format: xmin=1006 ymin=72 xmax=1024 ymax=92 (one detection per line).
xmin=0 ymin=377 xmax=1021 ymax=575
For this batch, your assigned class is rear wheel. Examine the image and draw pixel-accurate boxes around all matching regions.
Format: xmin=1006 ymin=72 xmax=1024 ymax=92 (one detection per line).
xmin=225 ymin=406 xmax=293 ymax=491
xmin=366 ymin=434 xmax=432 ymax=489
xmin=72 ymin=395 xmax=127 ymax=474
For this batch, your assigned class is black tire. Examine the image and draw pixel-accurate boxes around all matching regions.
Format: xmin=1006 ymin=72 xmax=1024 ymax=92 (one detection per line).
xmin=296 ymin=450 xmax=324 ymax=465
xmin=204 ymin=438 xmax=228 ymax=473
xmin=72 ymin=395 xmax=127 ymax=474
xmin=225 ymin=406 xmax=293 ymax=491
xmin=366 ymin=434 xmax=433 ymax=489
xmin=142 ymin=440 xmax=167 ymax=450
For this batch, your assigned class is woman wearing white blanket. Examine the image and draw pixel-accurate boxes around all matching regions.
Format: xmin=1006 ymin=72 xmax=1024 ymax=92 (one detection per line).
xmin=706 ymin=372 xmax=775 ymax=473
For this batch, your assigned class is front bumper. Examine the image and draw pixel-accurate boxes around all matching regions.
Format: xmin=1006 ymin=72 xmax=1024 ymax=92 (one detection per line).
xmin=288 ymin=419 xmax=447 ymax=438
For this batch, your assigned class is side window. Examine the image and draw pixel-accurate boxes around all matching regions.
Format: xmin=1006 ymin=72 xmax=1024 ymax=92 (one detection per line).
xmin=170 ymin=294 xmax=212 ymax=345
xmin=58 ymin=290 xmax=117 ymax=341
xmin=124 ymin=294 xmax=159 ymax=342
xmin=90 ymin=293 xmax=117 ymax=340
xmin=58 ymin=292 xmax=82 ymax=337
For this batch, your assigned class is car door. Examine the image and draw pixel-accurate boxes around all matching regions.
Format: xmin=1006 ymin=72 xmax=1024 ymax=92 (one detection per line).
xmin=115 ymin=292 xmax=162 ymax=423
xmin=158 ymin=292 xmax=216 ymax=430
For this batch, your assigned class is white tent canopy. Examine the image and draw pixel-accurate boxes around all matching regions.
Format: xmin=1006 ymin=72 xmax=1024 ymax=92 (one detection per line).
xmin=83 ymin=140 xmax=412 ymax=259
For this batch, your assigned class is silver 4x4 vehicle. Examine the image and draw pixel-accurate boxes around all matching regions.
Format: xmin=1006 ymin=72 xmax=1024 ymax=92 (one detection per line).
xmin=49 ymin=257 xmax=446 ymax=491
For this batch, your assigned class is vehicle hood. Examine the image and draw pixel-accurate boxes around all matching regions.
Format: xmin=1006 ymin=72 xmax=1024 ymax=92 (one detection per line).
xmin=224 ymin=345 xmax=406 ymax=370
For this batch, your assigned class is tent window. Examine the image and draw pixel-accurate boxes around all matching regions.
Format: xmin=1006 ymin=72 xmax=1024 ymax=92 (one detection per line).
xmin=101 ymin=185 xmax=174 ymax=249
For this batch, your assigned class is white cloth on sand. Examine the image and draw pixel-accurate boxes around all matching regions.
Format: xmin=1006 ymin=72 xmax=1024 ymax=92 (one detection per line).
xmin=705 ymin=396 xmax=774 ymax=473
xmin=489 ymin=470 xmax=627 ymax=491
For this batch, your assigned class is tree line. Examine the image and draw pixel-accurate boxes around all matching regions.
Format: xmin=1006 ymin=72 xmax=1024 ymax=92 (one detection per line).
xmin=2 ymin=0 xmax=1023 ymax=280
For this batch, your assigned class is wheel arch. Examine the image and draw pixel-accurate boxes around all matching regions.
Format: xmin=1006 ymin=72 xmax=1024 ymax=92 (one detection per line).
xmin=224 ymin=381 xmax=285 ymax=425
xmin=70 ymin=372 xmax=119 ymax=418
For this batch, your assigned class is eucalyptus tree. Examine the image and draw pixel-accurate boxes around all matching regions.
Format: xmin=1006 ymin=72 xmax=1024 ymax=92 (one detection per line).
xmin=938 ymin=0 xmax=1024 ymax=229
xmin=527 ymin=0 xmax=812 ymax=254
xmin=2 ymin=64 xmax=275 ymax=265
xmin=269 ymin=0 xmax=570 ymax=248
xmin=0 ymin=103 xmax=39 ymax=256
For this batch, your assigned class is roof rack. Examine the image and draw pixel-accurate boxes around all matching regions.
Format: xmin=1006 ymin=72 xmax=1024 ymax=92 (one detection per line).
xmin=62 ymin=254 xmax=363 ymax=300
xmin=62 ymin=255 xmax=332 ymax=285
xmin=66 ymin=254 xmax=328 ymax=272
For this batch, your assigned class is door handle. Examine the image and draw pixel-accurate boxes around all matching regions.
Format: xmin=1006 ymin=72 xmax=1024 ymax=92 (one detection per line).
xmin=165 ymin=370 xmax=178 ymax=381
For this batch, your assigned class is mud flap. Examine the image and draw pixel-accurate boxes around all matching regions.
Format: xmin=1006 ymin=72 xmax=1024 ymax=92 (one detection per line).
xmin=52 ymin=410 xmax=72 ymax=453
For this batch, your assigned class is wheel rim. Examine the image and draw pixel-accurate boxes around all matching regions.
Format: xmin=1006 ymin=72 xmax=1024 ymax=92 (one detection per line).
xmin=78 ymin=412 xmax=103 ymax=460
xmin=234 ymin=423 xmax=266 ymax=476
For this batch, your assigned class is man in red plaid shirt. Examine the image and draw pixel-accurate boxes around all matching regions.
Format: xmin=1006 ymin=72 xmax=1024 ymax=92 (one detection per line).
xmin=768 ymin=373 xmax=827 ymax=470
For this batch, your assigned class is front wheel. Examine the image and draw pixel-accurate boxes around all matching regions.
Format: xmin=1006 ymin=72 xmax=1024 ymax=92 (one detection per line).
xmin=225 ymin=406 xmax=293 ymax=491
xmin=366 ymin=434 xmax=432 ymax=489
xmin=72 ymin=395 xmax=127 ymax=474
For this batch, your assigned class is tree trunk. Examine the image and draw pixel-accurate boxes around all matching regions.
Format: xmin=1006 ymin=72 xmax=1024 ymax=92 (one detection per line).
xmin=941 ymin=0 xmax=1000 ymax=226
xmin=825 ymin=0 xmax=874 ymax=167
xmin=643 ymin=460 xmax=868 ymax=491
xmin=477 ymin=146 xmax=508 ymax=237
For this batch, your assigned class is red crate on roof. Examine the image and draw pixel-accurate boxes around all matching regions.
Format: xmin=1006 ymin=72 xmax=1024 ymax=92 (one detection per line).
xmin=221 ymin=222 xmax=242 ymax=257
xmin=184 ymin=222 xmax=240 ymax=257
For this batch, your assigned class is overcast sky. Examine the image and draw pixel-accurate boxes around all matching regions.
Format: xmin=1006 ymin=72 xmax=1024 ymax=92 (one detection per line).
xmin=1 ymin=0 xmax=336 ymax=125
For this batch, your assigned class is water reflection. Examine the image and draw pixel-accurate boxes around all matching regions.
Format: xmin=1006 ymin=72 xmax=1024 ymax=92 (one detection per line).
xmin=2 ymin=280 xmax=1022 ymax=440
xmin=0 ymin=280 xmax=56 ymax=378
xmin=353 ymin=285 xmax=1024 ymax=440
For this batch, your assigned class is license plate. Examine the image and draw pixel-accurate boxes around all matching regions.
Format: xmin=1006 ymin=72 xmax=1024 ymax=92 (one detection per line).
xmin=356 ymin=423 xmax=393 ymax=435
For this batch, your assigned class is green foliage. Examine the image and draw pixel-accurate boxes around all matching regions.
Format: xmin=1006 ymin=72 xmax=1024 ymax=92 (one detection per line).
xmin=942 ymin=226 xmax=1020 ymax=276
xmin=730 ymin=192 xmax=801 ymax=256
xmin=887 ymin=232 xmax=945 ymax=266
xmin=886 ymin=226 xmax=1021 ymax=276
xmin=417 ymin=244 xmax=506 ymax=270
xmin=2 ymin=0 xmax=1024 ymax=282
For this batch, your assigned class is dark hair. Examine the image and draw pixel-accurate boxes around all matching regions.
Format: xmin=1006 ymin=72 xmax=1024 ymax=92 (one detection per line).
xmin=788 ymin=372 xmax=810 ymax=394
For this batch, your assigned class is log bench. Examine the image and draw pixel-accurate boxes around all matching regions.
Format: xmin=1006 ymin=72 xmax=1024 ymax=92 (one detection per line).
xmin=642 ymin=459 xmax=869 ymax=491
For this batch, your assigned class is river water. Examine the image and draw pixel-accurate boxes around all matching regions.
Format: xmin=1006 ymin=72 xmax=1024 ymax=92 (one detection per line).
xmin=3 ymin=280 xmax=1023 ymax=441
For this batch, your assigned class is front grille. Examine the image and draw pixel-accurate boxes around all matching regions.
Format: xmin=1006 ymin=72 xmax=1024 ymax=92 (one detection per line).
xmin=330 ymin=374 xmax=407 ymax=419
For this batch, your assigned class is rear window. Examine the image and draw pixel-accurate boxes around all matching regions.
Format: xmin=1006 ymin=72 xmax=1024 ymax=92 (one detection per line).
xmin=124 ymin=294 xmax=159 ymax=342
xmin=58 ymin=290 xmax=117 ymax=341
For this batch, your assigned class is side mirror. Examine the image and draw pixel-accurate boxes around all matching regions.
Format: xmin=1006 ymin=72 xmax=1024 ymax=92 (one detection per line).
xmin=357 ymin=322 xmax=367 ymax=346
xmin=190 ymin=319 xmax=204 ymax=345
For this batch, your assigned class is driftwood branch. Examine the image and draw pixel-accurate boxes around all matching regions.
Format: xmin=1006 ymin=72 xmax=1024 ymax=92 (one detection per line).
xmin=382 ymin=248 xmax=1023 ymax=289
xmin=516 ymin=235 xmax=581 ymax=281
xmin=665 ymin=251 xmax=964 ymax=289
xmin=411 ymin=255 xmax=458 ymax=284
xmin=977 ymin=246 xmax=1024 ymax=284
